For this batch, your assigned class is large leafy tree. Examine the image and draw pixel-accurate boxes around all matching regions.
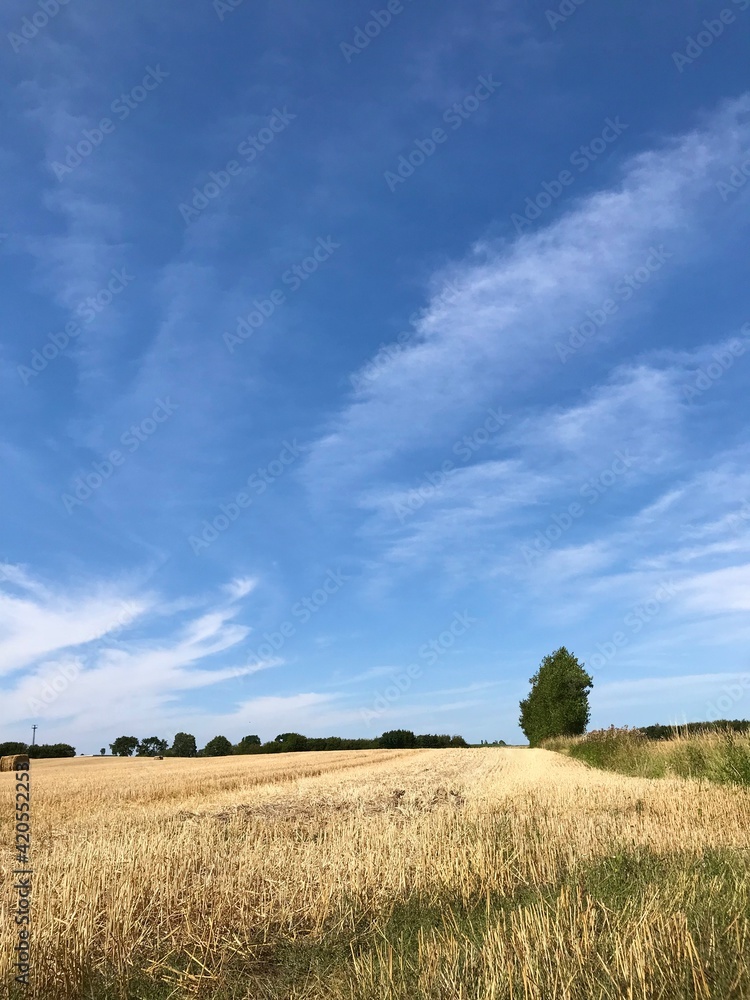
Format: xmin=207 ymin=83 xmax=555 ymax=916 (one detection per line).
xmin=171 ymin=732 xmax=198 ymax=757
xmin=200 ymin=735 xmax=233 ymax=757
xmin=137 ymin=737 xmax=168 ymax=757
xmin=519 ymin=647 xmax=593 ymax=747
xmin=235 ymin=734 xmax=262 ymax=754
xmin=110 ymin=736 xmax=139 ymax=757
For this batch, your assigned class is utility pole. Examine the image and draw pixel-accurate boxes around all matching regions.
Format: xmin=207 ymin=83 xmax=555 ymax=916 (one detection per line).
xmin=31 ymin=724 xmax=37 ymax=747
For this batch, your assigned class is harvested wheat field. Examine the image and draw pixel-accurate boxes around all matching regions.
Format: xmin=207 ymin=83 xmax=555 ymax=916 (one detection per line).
xmin=2 ymin=748 xmax=750 ymax=999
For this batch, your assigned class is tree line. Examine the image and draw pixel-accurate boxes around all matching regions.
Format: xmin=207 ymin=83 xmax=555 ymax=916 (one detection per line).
xmin=0 ymin=742 xmax=75 ymax=758
xmin=108 ymin=730 xmax=469 ymax=757
xmin=640 ymin=720 xmax=750 ymax=740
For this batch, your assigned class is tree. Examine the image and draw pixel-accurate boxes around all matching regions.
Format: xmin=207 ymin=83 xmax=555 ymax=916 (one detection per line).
xmin=100 ymin=748 xmax=106 ymax=755
xmin=200 ymin=735 xmax=233 ymax=757
xmin=379 ymin=729 xmax=417 ymax=749
xmin=171 ymin=732 xmax=197 ymax=757
xmin=110 ymin=736 xmax=139 ymax=757
xmin=273 ymin=733 xmax=308 ymax=752
xmin=0 ymin=742 xmax=28 ymax=756
xmin=137 ymin=737 xmax=168 ymax=757
xmin=519 ymin=647 xmax=592 ymax=747
xmin=235 ymin=734 xmax=261 ymax=754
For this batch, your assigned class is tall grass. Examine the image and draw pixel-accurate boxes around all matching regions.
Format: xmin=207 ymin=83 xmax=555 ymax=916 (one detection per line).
xmin=547 ymin=726 xmax=750 ymax=785
xmin=1 ymin=748 xmax=750 ymax=998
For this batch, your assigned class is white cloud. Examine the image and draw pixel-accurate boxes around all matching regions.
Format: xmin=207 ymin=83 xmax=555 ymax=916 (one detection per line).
xmin=304 ymin=96 xmax=750 ymax=494
xmin=677 ymin=564 xmax=750 ymax=614
xmin=0 ymin=569 xmax=150 ymax=678
xmin=0 ymin=566 xmax=269 ymax=737
xmin=224 ymin=576 xmax=258 ymax=601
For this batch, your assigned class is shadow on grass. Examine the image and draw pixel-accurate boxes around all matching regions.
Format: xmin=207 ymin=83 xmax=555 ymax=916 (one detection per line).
xmin=58 ymin=848 xmax=750 ymax=1000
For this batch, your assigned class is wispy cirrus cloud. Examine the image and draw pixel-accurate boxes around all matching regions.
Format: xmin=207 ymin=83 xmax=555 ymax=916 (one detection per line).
xmin=304 ymin=96 xmax=750 ymax=495
xmin=0 ymin=566 xmax=150 ymax=678
xmin=0 ymin=565 xmax=270 ymax=737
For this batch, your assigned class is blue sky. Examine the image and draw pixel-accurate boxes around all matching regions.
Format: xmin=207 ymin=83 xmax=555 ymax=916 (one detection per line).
xmin=1 ymin=0 xmax=750 ymax=752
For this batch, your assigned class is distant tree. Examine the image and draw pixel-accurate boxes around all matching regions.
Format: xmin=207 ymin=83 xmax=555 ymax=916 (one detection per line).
xmin=100 ymin=748 xmax=106 ymax=755
xmin=137 ymin=737 xmax=168 ymax=757
xmin=416 ymin=734 xmax=451 ymax=748
xmin=640 ymin=720 xmax=750 ymax=741
xmin=379 ymin=729 xmax=418 ymax=749
xmin=0 ymin=741 xmax=28 ymax=756
xmin=449 ymin=735 xmax=468 ymax=748
xmin=235 ymin=735 xmax=262 ymax=754
xmin=272 ymin=733 xmax=308 ymax=752
xmin=519 ymin=647 xmax=592 ymax=747
xmin=171 ymin=732 xmax=198 ymax=757
xmin=306 ymin=737 xmax=327 ymax=751
xmin=200 ymin=735 xmax=233 ymax=757
xmin=110 ymin=736 xmax=139 ymax=757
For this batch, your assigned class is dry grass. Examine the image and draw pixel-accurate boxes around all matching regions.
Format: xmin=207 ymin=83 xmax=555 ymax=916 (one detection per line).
xmin=1 ymin=748 xmax=749 ymax=999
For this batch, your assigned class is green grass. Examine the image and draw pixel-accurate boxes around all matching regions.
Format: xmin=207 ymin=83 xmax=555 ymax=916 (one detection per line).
xmin=551 ymin=727 xmax=750 ymax=786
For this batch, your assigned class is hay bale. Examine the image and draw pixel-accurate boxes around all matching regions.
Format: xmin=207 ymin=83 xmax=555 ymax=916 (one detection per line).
xmin=0 ymin=754 xmax=29 ymax=772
